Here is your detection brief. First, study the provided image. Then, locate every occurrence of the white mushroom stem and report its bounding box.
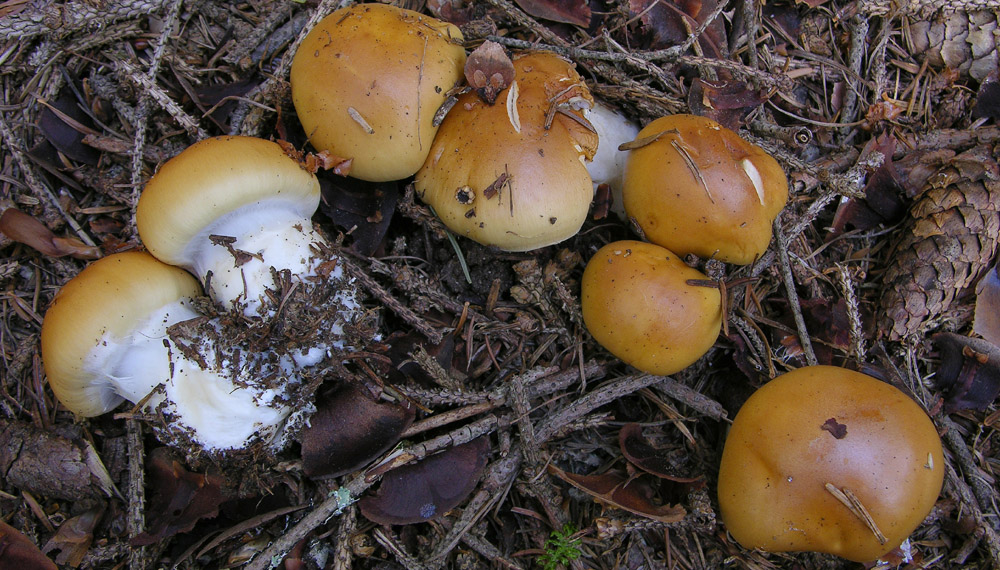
[95,299,293,451]
[585,101,640,219]
[136,136,361,352]
[188,202,356,329]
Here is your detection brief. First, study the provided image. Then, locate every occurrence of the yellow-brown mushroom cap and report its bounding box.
[623,114,788,264]
[581,240,722,375]
[135,136,320,269]
[41,251,202,417]
[415,51,598,252]
[718,365,944,562]
[290,3,467,182]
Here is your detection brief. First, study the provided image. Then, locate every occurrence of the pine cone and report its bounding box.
[908,10,1000,81]
[878,146,1000,341]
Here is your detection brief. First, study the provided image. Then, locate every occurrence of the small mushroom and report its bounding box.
[41,251,297,452]
[581,240,722,375]
[136,136,359,350]
[415,51,598,251]
[717,365,944,562]
[622,114,788,264]
[290,3,467,182]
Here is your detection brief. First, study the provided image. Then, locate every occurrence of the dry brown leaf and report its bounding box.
[0,208,100,259]
[548,464,686,523]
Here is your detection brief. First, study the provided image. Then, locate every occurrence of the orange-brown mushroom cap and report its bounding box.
[623,114,788,264]
[41,251,202,417]
[136,136,320,269]
[290,3,467,182]
[718,365,944,562]
[415,51,598,252]
[581,240,722,375]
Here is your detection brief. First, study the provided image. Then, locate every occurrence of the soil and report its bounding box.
[1,0,999,569]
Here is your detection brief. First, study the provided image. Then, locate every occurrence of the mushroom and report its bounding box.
[717,365,944,562]
[585,101,640,217]
[415,51,598,251]
[581,240,722,375]
[290,3,467,182]
[622,114,788,264]
[135,136,359,352]
[41,251,301,452]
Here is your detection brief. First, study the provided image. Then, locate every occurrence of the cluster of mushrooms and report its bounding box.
[37,2,944,564]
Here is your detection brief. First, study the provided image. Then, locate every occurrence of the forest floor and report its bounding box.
[1,0,1000,568]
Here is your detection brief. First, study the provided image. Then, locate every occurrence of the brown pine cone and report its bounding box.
[907,10,1000,82]
[878,146,1000,341]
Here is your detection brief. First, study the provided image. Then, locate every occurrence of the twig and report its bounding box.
[836,263,867,363]
[235,0,352,137]
[772,215,818,366]
[340,256,445,344]
[245,415,506,570]
[487,36,793,91]
[536,373,669,443]
[0,112,97,247]
[331,505,358,570]
[126,419,147,570]
[125,0,187,241]
[0,0,172,41]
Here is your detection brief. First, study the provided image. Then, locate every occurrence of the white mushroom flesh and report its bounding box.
[89,299,293,451]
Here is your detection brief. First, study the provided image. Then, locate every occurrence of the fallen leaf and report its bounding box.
[0,520,57,570]
[359,437,490,525]
[42,506,104,568]
[830,135,907,236]
[300,383,416,479]
[628,0,724,57]
[513,0,590,26]
[548,465,686,523]
[37,91,100,166]
[0,208,101,259]
[618,424,703,483]
[131,448,226,546]
[973,72,1000,123]
[687,78,766,130]
[317,176,398,257]
[933,333,1000,412]
[465,41,515,105]
[821,418,848,439]
[974,264,1000,346]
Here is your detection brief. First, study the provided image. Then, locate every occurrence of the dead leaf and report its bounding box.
[933,332,1000,412]
[300,383,416,479]
[317,176,398,257]
[821,418,848,439]
[628,0,724,57]
[465,41,515,105]
[0,208,101,259]
[618,424,704,484]
[359,437,490,525]
[548,464,687,523]
[686,79,767,130]
[37,91,100,166]
[973,72,1000,123]
[974,264,1000,346]
[131,448,226,546]
[830,135,907,237]
[513,0,590,26]
[42,505,104,568]
[0,520,57,570]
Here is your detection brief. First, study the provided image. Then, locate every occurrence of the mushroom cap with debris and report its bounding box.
[415,51,598,252]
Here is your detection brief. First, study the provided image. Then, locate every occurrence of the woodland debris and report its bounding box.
[878,146,1000,340]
